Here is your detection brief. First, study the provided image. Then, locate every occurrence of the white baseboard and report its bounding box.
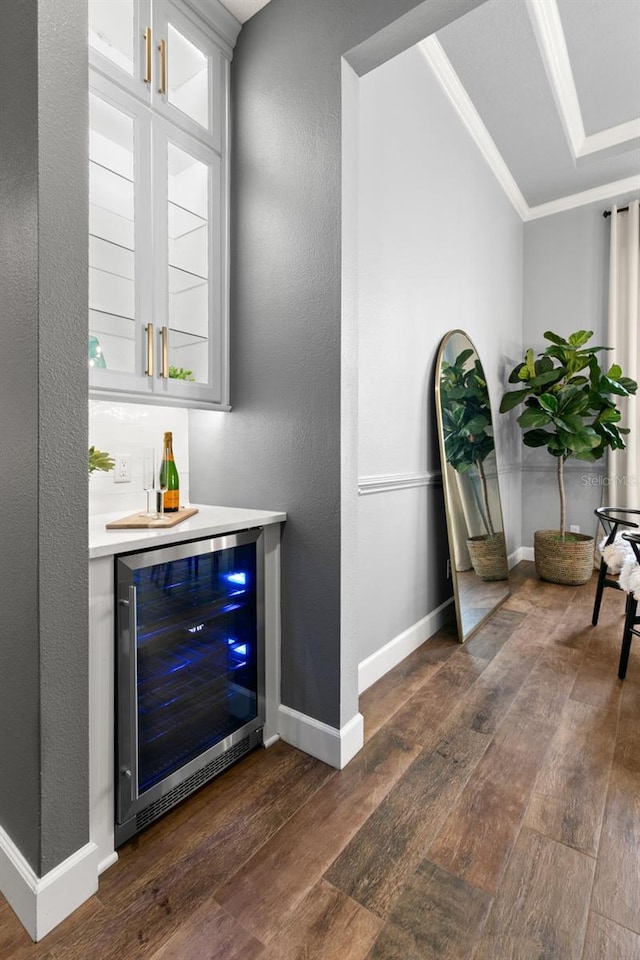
[0,826,99,942]
[98,851,119,876]
[277,705,364,769]
[519,547,535,562]
[358,597,454,695]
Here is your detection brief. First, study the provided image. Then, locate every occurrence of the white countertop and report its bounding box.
[89,503,286,559]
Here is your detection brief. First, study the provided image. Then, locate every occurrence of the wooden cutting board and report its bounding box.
[106,507,199,529]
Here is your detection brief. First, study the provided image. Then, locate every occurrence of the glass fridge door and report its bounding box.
[116,529,264,826]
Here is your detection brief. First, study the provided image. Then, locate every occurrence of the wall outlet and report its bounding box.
[114,454,132,483]
[446,558,451,579]
[569,524,580,533]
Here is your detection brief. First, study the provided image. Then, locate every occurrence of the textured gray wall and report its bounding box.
[0,0,41,872]
[189,0,484,729]
[0,0,89,874]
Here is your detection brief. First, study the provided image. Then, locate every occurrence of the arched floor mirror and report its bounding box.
[435,330,510,642]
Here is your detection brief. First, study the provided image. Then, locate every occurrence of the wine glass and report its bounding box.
[142,448,158,518]
[157,460,168,518]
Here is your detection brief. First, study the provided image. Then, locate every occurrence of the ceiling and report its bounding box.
[219,0,639,220]
[422,0,640,219]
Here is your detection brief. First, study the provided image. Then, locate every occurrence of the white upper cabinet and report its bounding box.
[88,0,238,409]
[90,1,223,148]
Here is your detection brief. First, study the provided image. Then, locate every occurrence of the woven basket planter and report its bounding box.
[466,533,508,581]
[534,530,594,585]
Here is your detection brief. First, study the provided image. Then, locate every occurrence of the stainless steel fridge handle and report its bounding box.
[127,585,139,802]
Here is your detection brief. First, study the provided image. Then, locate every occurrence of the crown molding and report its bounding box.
[525,175,640,222]
[419,35,640,223]
[582,118,640,161]
[526,0,640,160]
[418,36,529,221]
[525,0,583,157]
[182,0,241,53]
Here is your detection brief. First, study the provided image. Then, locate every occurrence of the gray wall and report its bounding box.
[520,191,640,544]
[0,0,89,874]
[189,0,485,729]
[355,44,523,664]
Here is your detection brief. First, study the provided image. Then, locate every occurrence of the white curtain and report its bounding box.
[607,200,640,508]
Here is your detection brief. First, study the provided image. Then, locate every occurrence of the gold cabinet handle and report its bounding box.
[160,326,169,378]
[144,27,152,84]
[145,323,154,377]
[158,38,166,95]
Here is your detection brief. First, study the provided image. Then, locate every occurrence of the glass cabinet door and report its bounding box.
[89,78,152,394]
[153,121,223,402]
[166,22,209,130]
[89,0,152,99]
[152,3,221,150]
[167,140,209,385]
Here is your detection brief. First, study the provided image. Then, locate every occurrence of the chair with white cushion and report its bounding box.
[617,532,640,679]
[592,507,640,626]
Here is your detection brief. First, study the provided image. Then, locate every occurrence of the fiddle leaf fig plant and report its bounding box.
[440,348,496,536]
[499,330,637,539]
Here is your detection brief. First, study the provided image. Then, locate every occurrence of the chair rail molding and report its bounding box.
[358,471,441,496]
[358,462,520,496]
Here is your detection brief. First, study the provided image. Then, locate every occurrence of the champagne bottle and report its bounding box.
[158,431,180,513]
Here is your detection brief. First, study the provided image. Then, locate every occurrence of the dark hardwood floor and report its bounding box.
[2,562,639,959]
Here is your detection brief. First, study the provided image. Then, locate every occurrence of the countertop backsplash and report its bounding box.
[89,401,190,517]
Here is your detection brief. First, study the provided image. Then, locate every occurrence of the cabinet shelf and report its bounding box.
[168,199,207,240]
[90,205,135,252]
[89,308,137,374]
[90,236,133,276]
[90,157,134,188]
[90,160,135,250]
[168,264,208,293]
[90,308,136,335]
[90,231,134,258]
[169,328,208,351]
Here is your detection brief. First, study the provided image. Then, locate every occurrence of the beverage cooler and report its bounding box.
[115,529,264,845]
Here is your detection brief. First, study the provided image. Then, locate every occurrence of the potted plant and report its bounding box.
[168,366,195,382]
[88,445,115,475]
[499,329,637,584]
[440,347,508,581]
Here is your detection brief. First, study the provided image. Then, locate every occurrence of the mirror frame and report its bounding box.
[435,329,510,642]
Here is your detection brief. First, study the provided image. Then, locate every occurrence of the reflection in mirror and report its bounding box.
[436,330,509,642]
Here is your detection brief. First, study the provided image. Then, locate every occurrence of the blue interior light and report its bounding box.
[226,571,247,586]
